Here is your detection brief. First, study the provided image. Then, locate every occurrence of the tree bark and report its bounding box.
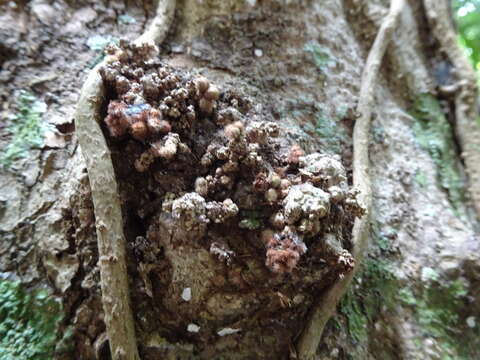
[74,1,176,358]
[296,1,406,357]
[75,65,140,360]
[423,0,480,217]
[1,0,480,359]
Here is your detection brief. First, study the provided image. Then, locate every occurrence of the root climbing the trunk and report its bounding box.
[423,0,480,218]
[74,1,176,359]
[296,0,406,358]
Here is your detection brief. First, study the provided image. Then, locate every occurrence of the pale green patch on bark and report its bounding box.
[0,280,64,360]
[1,91,48,169]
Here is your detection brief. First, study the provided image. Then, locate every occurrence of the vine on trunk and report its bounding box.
[296,0,406,358]
[423,0,480,218]
[74,1,176,359]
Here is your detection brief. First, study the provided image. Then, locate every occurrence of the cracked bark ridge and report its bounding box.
[74,1,177,359]
[424,0,480,218]
[296,0,406,358]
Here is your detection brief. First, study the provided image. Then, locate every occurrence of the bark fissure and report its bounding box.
[296,1,406,358]
[423,0,480,218]
[74,1,176,359]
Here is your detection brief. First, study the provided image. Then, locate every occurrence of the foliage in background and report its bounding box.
[0,280,63,360]
[454,0,480,72]
[1,91,48,169]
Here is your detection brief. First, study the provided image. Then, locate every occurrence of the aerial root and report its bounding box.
[74,1,176,359]
[295,1,406,358]
[423,0,480,218]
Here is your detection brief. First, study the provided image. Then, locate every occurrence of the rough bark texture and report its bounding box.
[1,0,480,359]
[297,1,405,357]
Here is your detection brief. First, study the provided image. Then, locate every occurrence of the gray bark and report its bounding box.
[1,0,479,359]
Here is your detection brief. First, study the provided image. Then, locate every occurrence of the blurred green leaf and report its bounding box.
[454,0,480,71]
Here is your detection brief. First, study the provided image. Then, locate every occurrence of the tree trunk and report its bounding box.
[0,0,479,359]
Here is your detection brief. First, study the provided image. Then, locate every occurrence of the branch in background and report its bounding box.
[135,0,176,47]
[74,1,176,359]
[424,0,480,218]
[296,0,406,358]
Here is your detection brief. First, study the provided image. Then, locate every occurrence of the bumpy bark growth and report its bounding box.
[296,0,406,358]
[74,1,176,359]
[98,41,364,358]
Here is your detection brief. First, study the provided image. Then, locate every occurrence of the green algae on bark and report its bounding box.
[0,280,64,359]
[411,93,466,215]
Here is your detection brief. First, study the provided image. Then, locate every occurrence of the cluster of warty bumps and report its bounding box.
[99,41,364,275]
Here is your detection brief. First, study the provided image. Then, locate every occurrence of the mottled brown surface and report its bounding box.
[99,41,360,359]
[1,0,480,359]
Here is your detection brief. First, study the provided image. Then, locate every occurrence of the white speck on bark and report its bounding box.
[187,323,201,332]
[181,287,192,301]
[217,327,241,336]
